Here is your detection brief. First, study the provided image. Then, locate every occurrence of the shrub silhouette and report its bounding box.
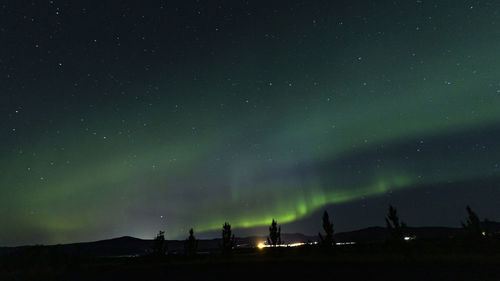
[461,205,487,239]
[221,222,235,254]
[385,205,407,243]
[319,210,335,248]
[267,219,282,246]
[152,230,167,257]
[184,228,198,256]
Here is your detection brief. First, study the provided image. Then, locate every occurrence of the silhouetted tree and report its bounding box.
[221,222,235,254]
[319,210,335,248]
[267,219,281,246]
[461,205,484,239]
[153,230,167,257]
[184,228,198,256]
[385,205,407,243]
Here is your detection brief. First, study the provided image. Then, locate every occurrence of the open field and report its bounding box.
[2,242,500,281]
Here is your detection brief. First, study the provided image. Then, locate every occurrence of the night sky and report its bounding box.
[1,0,500,246]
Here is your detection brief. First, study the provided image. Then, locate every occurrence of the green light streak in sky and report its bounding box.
[2,1,500,245]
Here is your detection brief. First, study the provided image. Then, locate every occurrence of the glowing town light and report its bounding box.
[403,236,416,241]
[335,241,356,246]
[256,241,314,249]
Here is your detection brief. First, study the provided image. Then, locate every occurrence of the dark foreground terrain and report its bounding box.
[2,242,500,281]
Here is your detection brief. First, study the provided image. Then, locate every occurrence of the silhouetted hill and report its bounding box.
[2,222,500,258]
[0,236,152,258]
[67,236,152,256]
[334,226,463,243]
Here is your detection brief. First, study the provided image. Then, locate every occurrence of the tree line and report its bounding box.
[151,204,492,256]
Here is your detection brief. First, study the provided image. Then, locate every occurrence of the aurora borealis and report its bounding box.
[1,0,500,245]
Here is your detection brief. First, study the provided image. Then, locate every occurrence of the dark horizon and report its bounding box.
[1,195,496,247]
[1,219,490,248]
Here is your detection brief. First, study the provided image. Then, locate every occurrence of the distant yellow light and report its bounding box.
[482,232,486,236]
[256,241,316,249]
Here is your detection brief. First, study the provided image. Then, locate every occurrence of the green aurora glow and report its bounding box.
[1,0,500,245]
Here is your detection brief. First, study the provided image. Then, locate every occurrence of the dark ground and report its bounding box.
[2,242,500,281]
